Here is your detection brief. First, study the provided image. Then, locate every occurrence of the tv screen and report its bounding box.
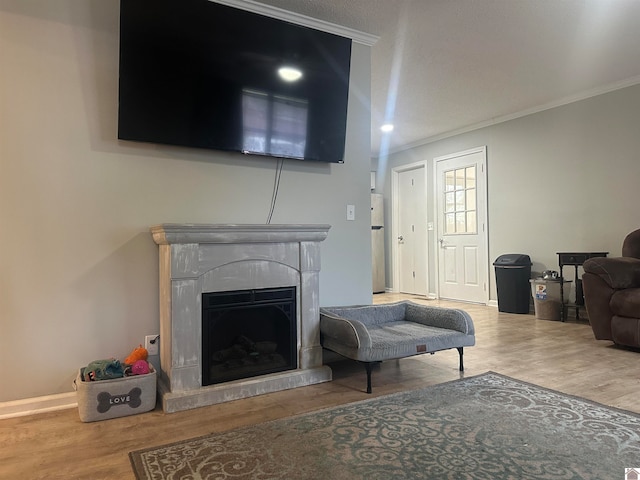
[118,0,352,163]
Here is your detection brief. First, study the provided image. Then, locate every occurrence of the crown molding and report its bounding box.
[388,75,640,156]
[210,0,379,46]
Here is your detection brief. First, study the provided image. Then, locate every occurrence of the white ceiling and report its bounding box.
[255,0,640,158]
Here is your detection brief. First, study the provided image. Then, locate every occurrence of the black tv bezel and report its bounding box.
[117,0,352,164]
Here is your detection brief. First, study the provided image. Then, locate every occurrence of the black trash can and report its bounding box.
[493,254,532,314]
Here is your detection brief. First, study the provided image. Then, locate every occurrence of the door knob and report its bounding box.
[398,235,404,241]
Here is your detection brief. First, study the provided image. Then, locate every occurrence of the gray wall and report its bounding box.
[0,1,372,402]
[382,83,640,301]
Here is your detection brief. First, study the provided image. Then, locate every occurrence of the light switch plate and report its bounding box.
[346,204,355,221]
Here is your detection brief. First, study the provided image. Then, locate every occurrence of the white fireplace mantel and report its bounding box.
[151,223,330,245]
[150,224,332,413]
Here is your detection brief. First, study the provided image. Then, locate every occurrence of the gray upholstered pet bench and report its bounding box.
[319,301,475,393]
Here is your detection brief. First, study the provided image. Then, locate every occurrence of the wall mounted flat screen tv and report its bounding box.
[118,0,352,163]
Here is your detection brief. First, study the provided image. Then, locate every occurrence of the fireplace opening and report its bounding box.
[202,287,297,386]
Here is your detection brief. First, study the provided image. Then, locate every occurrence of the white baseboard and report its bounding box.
[487,300,499,308]
[0,392,77,420]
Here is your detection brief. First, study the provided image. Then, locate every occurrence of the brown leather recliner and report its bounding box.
[582,229,640,348]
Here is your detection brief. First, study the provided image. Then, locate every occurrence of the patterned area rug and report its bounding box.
[130,372,640,479]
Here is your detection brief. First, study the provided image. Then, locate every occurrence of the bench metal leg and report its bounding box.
[364,362,373,394]
[359,351,464,394]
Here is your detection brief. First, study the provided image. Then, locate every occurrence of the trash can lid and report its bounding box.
[493,254,532,266]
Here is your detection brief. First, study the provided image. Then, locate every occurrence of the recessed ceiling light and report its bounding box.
[278,66,303,82]
[381,123,394,133]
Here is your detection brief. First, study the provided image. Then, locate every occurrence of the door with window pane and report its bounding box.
[436,147,488,303]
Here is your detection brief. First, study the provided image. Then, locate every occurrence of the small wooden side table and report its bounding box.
[557,252,608,321]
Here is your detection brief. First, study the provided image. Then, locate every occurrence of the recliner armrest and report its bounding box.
[582,257,640,289]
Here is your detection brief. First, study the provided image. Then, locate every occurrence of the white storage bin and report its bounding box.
[530,279,571,321]
[74,365,156,422]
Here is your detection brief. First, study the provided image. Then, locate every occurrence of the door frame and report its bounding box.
[391,161,429,295]
[432,146,489,304]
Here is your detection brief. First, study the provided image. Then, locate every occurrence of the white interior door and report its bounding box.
[435,147,488,303]
[397,166,427,295]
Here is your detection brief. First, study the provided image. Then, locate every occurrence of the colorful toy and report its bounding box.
[131,359,150,375]
[124,344,148,365]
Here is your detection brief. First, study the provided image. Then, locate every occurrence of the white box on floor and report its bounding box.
[74,365,156,422]
[530,279,570,321]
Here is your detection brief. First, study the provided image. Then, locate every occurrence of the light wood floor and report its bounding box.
[2,294,639,479]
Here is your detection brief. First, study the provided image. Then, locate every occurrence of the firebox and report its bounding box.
[202,287,297,386]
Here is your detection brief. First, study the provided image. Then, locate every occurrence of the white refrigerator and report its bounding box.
[371,193,386,293]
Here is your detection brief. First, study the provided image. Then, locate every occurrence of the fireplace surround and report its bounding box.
[150,224,332,413]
